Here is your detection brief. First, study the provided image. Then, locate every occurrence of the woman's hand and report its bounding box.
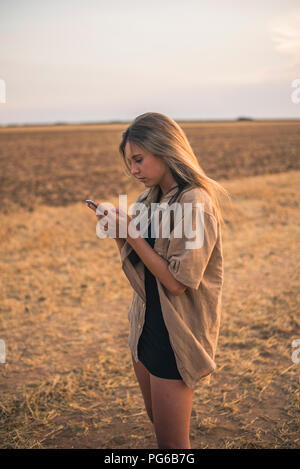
[99,207,133,239]
[87,201,135,239]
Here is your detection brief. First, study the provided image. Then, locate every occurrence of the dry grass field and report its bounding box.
[0,120,299,449]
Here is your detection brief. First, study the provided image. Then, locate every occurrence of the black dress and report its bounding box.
[137,209,183,380]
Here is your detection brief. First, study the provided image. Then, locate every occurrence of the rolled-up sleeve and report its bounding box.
[167,204,218,290]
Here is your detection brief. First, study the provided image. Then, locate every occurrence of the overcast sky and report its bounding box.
[0,0,299,124]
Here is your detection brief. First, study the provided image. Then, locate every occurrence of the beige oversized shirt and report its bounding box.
[120,183,224,390]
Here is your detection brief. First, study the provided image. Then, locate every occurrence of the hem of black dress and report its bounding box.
[138,355,183,380]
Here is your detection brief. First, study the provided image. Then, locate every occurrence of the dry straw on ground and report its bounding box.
[0,121,299,448]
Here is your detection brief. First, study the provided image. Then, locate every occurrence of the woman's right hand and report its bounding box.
[87,201,109,230]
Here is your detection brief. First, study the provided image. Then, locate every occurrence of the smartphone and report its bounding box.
[85,199,98,210]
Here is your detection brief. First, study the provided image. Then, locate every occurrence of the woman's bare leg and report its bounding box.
[150,374,194,449]
[131,353,153,423]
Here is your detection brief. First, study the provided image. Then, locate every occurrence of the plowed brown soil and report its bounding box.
[0,120,299,448]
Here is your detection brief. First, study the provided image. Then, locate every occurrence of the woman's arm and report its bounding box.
[96,206,186,295]
[114,237,126,255]
[126,234,187,296]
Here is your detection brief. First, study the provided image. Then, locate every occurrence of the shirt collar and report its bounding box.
[143,184,179,207]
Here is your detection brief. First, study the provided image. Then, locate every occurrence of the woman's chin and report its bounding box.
[139,178,154,187]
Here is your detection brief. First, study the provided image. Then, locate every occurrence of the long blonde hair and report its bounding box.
[119,112,231,226]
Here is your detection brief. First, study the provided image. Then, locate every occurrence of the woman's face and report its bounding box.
[124,141,170,188]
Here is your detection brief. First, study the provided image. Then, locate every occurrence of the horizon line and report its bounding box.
[1,116,300,128]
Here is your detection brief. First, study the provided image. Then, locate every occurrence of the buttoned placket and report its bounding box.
[138,302,146,331]
[133,300,146,361]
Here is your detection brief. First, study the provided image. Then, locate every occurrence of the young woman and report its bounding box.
[88,112,230,449]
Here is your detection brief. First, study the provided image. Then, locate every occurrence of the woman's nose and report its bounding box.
[131,166,139,175]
